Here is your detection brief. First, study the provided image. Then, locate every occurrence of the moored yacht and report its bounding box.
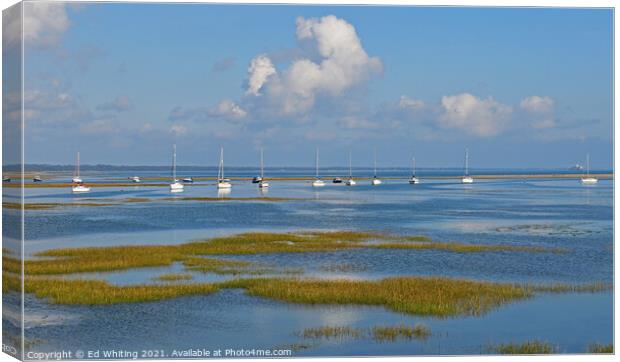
[217,147,232,189]
[371,148,382,185]
[312,148,325,187]
[258,148,269,188]
[129,176,141,183]
[72,151,83,184]
[169,145,184,193]
[580,154,598,184]
[345,151,356,186]
[71,152,90,192]
[461,148,474,184]
[409,156,420,184]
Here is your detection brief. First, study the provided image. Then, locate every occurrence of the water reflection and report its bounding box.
[217,188,231,198]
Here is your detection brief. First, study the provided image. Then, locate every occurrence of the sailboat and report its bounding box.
[72,152,83,183]
[169,144,184,192]
[461,148,474,184]
[580,154,598,184]
[409,156,420,184]
[371,148,382,185]
[71,151,90,193]
[345,151,356,186]
[217,147,232,189]
[129,176,141,183]
[258,148,269,188]
[312,148,326,187]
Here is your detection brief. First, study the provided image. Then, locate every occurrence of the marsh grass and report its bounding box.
[24,278,219,305]
[20,231,566,276]
[489,340,555,354]
[587,343,613,353]
[299,326,363,340]
[297,324,430,343]
[371,324,430,342]
[5,272,611,316]
[225,276,534,317]
[153,273,194,282]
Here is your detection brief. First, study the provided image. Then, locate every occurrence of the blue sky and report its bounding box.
[16,3,613,168]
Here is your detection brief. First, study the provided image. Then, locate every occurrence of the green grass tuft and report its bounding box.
[371,324,430,342]
[489,340,556,354]
[587,343,613,353]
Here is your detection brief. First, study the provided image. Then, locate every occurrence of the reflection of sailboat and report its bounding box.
[345,151,356,186]
[217,188,231,198]
[258,148,269,188]
[371,148,382,185]
[581,154,598,184]
[461,148,474,184]
[312,148,325,187]
[217,147,232,189]
[409,157,420,184]
[72,152,83,183]
[169,144,184,193]
[71,152,91,193]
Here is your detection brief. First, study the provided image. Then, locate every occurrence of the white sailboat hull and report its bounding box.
[371,178,382,185]
[170,182,184,192]
[409,177,420,184]
[312,179,325,187]
[345,179,356,186]
[581,177,598,184]
[258,181,269,188]
[217,181,232,189]
[462,176,474,184]
[72,185,90,193]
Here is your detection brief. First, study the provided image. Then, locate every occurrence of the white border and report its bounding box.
[0,1,616,362]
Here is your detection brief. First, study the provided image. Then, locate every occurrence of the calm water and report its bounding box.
[5,169,613,356]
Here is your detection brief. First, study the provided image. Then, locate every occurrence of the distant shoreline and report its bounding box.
[1,173,613,188]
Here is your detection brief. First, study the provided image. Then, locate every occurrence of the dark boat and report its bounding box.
[182,177,194,183]
[332,177,343,183]
[3,177,10,182]
[33,176,43,182]
[252,176,262,184]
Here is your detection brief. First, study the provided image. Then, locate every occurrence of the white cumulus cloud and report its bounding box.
[244,15,382,116]
[520,95,556,129]
[246,55,276,96]
[208,100,247,120]
[438,93,512,137]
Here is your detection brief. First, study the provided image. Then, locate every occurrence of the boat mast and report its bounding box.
[219,147,225,180]
[349,151,352,178]
[315,148,319,179]
[412,156,416,177]
[172,144,177,181]
[76,152,80,178]
[464,147,469,176]
[260,148,264,179]
[586,153,590,177]
[373,148,377,178]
